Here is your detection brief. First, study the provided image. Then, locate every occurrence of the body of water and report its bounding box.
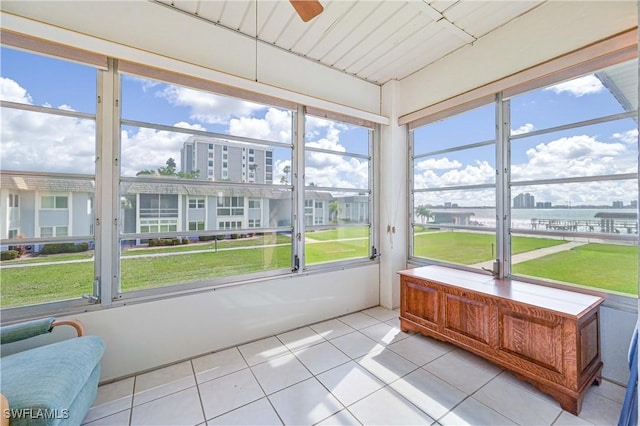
[430,208,637,233]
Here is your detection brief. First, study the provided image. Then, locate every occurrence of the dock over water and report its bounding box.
[530,212,638,234]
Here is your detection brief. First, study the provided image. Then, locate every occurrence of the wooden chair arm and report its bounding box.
[51,319,85,337]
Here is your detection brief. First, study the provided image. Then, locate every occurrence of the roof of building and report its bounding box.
[0,172,337,200]
[0,173,95,192]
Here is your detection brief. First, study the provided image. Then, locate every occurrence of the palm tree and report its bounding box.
[329,201,341,223]
[415,205,433,224]
[282,165,291,184]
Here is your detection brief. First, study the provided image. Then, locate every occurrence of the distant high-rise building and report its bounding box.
[536,201,552,208]
[181,136,273,184]
[631,200,638,209]
[612,201,624,208]
[514,193,535,209]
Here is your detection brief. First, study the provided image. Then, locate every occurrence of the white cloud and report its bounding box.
[229,108,292,143]
[544,75,604,97]
[414,160,494,191]
[511,134,635,187]
[511,123,534,136]
[302,120,366,188]
[120,122,207,177]
[1,77,33,103]
[1,78,96,174]
[124,75,163,93]
[415,158,461,171]
[157,85,266,124]
[613,129,638,145]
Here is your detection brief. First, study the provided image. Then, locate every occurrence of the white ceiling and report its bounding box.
[153,0,545,85]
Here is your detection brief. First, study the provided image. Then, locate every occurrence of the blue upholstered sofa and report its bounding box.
[0,318,105,426]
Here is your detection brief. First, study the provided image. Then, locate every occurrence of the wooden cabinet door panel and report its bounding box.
[500,310,563,373]
[403,279,439,328]
[443,292,491,345]
[578,314,600,375]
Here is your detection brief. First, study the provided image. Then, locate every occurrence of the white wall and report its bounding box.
[70,265,379,381]
[601,305,637,385]
[399,1,637,116]
[378,80,407,310]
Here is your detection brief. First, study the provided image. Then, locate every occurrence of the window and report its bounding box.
[305,200,314,226]
[217,196,244,216]
[508,59,638,296]
[189,198,205,209]
[40,227,53,238]
[40,226,69,237]
[0,45,97,310]
[0,37,377,317]
[139,194,178,218]
[219,221,242,230]
[304,115,373,266]
[140,219,178,233]
[41,195,69,209]
[410,103,496,269]
[408,58,638,298]
[119,71,294,295]
[189,221,205,231]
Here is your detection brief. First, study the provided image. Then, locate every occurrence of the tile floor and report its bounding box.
[82,306,626,426]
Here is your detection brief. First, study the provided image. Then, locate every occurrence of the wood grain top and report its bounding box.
[398,266,604,318]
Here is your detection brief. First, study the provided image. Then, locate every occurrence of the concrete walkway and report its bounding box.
[472,241,587,270]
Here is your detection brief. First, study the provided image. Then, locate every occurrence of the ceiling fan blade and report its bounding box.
[289,0,324,22]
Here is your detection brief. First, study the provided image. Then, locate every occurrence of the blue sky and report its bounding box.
[413,60,638,208]
[0,46,370,189]
[1,46,637,204]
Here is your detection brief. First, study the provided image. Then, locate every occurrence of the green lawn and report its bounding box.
[413,231,568,265]
[513,243,638,295]
[1,232,370,308]
[0,262,94,308]
[8,252,95,264]
[306,226,369,241]
[305,226,369,264]
[121,245,292,292]
[2,231,636,308]
[306,238,369,265]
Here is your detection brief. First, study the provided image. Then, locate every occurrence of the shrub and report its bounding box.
[181,238,190,245]
[1,250,19,261]
[198,236,216,241]
[39,243,89,255]
[230,234,240,239]
[148,238,181,247]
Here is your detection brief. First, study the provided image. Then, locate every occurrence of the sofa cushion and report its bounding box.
[1,336,104,424]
